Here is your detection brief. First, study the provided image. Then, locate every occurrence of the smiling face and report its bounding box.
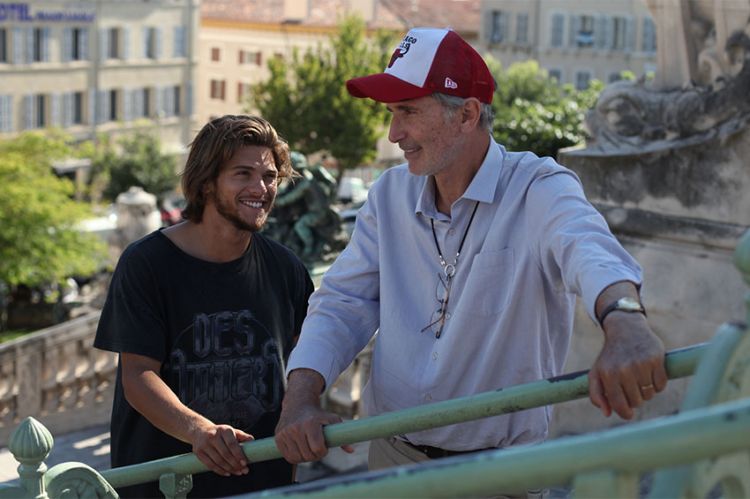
[386,95,465,177]
[205,145,279,233]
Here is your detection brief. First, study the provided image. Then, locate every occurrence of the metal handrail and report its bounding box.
[101,343,707,489]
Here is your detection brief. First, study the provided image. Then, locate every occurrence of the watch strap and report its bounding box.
[598,298,646,327]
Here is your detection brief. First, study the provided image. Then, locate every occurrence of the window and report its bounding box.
[172,85,181,116]
[548,68,562,83]
[142,88,150,118]
[550,14,564,48]
[573,15,595,48]
[108,89,118,121]
[612,17,627,50]
[609,72,623,83]
[31,27,50,62]
[108,27,120,58]
[211,47,220,62]
[237,82,252,102]
[239,50,262,65]
[575,71,591,90]
[0,95,12,132]
[0,28,7,63]
[72,28,88,60]
[490,11,508,44]
[72,91,83,124]
[24,94,47,129]
[516,13,529,44]
[210,79,226,100]
[62,91,84,126]
[173,26,186,58]
[642,17,656,52]
[144,27,160,59]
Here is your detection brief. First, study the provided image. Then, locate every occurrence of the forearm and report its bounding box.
[124,368,212,445]
[595,280,641,333]
[284,368,326,410]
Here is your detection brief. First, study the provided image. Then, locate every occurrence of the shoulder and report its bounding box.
[502,150,582,194]
[253,233,307,273]
[116,230,173,272]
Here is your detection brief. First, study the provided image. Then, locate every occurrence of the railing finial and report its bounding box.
[8,417,53,499]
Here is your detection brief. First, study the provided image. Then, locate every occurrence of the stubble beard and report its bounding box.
[212,190,270,233]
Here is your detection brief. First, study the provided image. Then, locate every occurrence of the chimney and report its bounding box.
[283,0,309,22]
[350,0,375,23]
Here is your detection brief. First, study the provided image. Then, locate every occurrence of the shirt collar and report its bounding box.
[415,137,504,216]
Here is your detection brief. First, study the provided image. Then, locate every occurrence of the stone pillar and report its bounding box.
[115,186,162,249]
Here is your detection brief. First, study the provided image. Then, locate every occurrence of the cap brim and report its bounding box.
[346,73,433,103]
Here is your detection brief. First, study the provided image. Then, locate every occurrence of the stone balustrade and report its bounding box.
[0,312,116,447]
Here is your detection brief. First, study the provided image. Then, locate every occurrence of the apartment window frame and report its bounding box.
[490,10,508,44]
[211,47,220,62]
[550,14,565,48]
[515,13,529,45]
[239,49,262,66]
[108,27,120,59]
[0,28,7,63]
[575,70,592,90]
[210,79,226,101]
[612,16,627,50]
[642,17,656,53]
[173,85,181,116]
[108,89,118,121]
[73,91,84,125]
[575,15,595,48]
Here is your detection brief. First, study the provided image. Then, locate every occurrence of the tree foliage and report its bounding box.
[93,130,179,201]
[251,15,395,177]
[487,58,603,159]
[0,132,107,288]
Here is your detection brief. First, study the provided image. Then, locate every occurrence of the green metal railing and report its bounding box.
[0,228,748,498]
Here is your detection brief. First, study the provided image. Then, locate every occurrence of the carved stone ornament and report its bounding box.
[44,463,118,499]
[584,30,750,155]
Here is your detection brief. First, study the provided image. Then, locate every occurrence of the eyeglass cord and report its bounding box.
[429,200,480,278]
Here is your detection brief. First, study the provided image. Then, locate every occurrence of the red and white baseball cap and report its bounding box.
[346,27,495,104]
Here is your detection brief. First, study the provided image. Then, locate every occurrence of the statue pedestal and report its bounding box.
[552,125,750,435]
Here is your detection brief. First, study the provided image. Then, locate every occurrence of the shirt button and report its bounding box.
[445,312,451,319]
[432,351,438,360]
[447,228,455,235]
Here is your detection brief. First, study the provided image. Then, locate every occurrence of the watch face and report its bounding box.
[617,297,643,311]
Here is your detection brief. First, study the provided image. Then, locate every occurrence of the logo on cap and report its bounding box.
[387,35,417,68]
[444,77,458,90]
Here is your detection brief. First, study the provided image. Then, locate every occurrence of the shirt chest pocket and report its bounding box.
[458,248,514,317]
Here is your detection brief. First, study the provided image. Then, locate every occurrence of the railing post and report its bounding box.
[159,473,193,499]
[8,417,53,499]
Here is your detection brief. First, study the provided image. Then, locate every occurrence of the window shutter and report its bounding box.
[80,28,89,60]
[62,92,72,127]
[123,89,132,122]
[12,28,24,63]
[42,28,50,61]
[626,16,636,51]
[99,28,108,61]
[25,27,33,63]
[122,27,130,60]
[186,82,193,116]
[568,14,578,47]
[62,28,72,62]
[50,93,61,127]
[23,94,34,129]
[595,15,607,49]
[155,28,162,59]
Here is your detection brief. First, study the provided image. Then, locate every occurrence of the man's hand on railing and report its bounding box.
[275,368,355,464]
[589,311,668,419]
[189,421,253,477]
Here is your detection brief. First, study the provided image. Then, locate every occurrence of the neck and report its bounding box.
[433,133,490,215]
[163,217,253,263]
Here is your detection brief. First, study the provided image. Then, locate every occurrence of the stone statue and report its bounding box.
[268,152,347,262]
[584,0,750,155]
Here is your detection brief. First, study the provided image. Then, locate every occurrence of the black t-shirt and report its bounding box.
[95,230,313,498]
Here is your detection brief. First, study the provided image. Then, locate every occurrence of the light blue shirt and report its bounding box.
[287,138,642,450]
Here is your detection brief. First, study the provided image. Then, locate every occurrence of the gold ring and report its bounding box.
[640,384,655,390]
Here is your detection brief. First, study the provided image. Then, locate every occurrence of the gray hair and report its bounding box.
[432,93,495,133]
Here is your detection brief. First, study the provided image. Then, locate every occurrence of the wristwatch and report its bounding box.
[598,297,646,327]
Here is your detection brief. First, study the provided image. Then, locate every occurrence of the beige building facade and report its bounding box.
[480,0,657,88]
[199,0,481,162]
[0,0,199,153]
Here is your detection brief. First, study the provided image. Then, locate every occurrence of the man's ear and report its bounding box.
[460,98,482,131]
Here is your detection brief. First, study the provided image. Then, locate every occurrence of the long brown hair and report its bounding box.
[181,115,293,223]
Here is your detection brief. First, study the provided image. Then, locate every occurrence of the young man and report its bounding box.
[95,115,314,497]
[275,28,667,472]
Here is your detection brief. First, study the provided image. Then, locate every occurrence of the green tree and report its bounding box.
[487,58,603,159]
[0,132,107,289]
[94,130,179,201]
[251,15,395,179]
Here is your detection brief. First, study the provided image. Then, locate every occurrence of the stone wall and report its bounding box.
[552,124,749,436]
[0,312,116,446]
